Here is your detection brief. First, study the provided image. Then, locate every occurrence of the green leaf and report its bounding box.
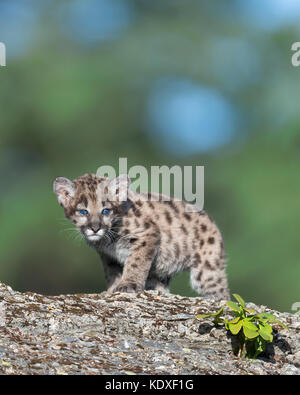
[228,317,240,324]
[259,326,273,342]
[253,337,266,358]
[232,294,245,307]
[213,317,224,325]
[196,313,216,320]
[242,319,259,339]
[214,306,225,318]
[260,323,273,334]
[255,313,276,321]
[259,323,273,341]
[245,308,256,314]
[228,320,243,335]
[225,318,229,330]
[226,301,240,312]
[272,319,288,329]
[243,319,258,330]
[243,326,259,339]
[255,313,288,329]
[196,306,225,321]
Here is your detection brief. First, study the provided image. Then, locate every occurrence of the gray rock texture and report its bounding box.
[0,282,299,375]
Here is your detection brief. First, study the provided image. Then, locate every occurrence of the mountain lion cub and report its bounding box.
[54,173,229,299]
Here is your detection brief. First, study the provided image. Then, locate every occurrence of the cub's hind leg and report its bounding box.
[145,275,171,293]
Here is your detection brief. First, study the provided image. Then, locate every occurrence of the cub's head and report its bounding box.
[53,173,130,243]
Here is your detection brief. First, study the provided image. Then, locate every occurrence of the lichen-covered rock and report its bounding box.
[0,282,299,375]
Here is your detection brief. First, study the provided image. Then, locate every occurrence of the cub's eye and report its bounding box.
[102,208,111,215]
[79,209,88,215]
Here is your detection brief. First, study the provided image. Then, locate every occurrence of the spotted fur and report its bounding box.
[53,173,229,299]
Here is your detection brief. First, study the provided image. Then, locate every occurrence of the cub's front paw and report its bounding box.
[113,282,143,293]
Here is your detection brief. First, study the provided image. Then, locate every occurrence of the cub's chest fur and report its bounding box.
[101,239,131,266]
[54,173,230,299]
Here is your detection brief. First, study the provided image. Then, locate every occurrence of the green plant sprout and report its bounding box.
[196,294,288,359]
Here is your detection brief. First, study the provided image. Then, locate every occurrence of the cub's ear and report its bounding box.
[108,174,130,202]
[53,177,75,208]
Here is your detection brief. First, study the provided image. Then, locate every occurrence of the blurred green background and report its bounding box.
[1,0,299,312]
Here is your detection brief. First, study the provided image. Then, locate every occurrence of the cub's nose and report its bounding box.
[90,224,101,233]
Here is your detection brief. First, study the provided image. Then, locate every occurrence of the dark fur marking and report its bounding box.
[133,206,141,217]
[193,252,201,267]
[181,224,188,234]
[215,259,221,268]
[194,226,200,239]
[201,224,207,232]
[184,213,191,221]
[204,260,213,270]
[196,270,203,281]
[164,200,179,214]
[79,194,88,207]
[164,211,172,224]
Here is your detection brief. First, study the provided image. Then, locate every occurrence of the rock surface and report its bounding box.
[0,282,299,375]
